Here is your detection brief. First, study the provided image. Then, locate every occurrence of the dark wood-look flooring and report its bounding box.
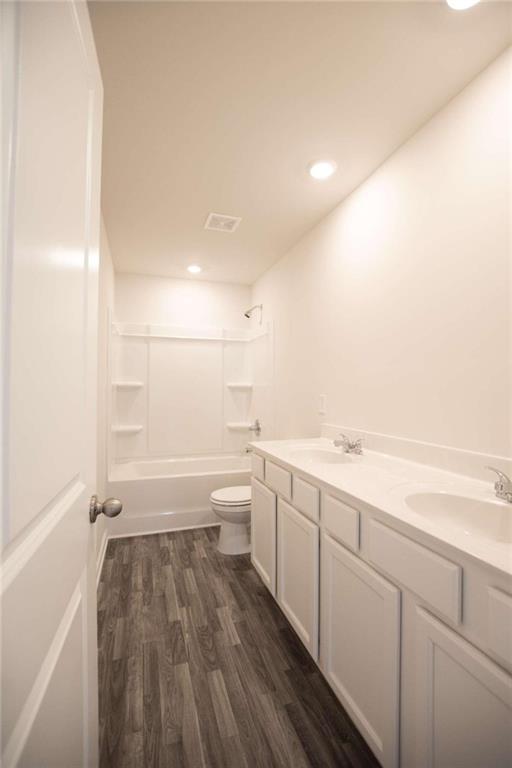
[98,527,380,768]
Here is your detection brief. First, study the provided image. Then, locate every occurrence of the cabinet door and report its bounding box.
[277,499,319,659]
[251,478,277,595]
[414,607,512,768]
[321,534,400,768]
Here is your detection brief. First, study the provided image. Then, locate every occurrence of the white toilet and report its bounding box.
[210,485,251,555]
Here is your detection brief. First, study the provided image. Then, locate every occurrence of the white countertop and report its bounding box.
[251,438,512,577]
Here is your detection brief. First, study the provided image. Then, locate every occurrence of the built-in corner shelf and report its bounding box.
[226,382,253,390]
[226,422,252,431]
[113,381,144,389]
[112,425,143,435]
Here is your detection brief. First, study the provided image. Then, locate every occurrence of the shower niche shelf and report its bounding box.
[113,381,144,389]
[112,425,143,434]
[226,382,253,390]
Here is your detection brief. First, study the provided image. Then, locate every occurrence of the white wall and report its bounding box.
[252,49,511,459]
[115,272,251,329]
[96,218,115,555]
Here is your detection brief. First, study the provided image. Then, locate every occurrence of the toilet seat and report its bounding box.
[211,501,251,515]
[210,485,251,507]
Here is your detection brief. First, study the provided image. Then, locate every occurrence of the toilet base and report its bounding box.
[217,520,251,555]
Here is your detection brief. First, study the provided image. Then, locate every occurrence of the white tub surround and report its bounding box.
[109,321,274,462]
[108,454,251,537]
[250,438,512,768]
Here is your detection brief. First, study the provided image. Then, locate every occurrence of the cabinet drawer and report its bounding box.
[322,493,359,551]
[251,453,265,481]
[488,588,512,668]
[368,520,462,624]
[293,476,320,522]
[265,460,292,500]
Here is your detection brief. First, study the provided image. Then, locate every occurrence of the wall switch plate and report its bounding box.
[318,394,327,415]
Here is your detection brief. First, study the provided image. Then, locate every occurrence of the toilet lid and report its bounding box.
[211,485,251,505]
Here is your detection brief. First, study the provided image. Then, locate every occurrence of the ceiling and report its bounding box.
[89,1,512,285]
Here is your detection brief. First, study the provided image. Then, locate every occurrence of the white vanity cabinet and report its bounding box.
[277,498,319,659]
[412,607,512,768]
[251,478,277,595]
[250,447,512,768]
[321,533,401,768]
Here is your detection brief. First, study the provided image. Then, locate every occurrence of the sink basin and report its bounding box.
[405,492,512,543]
[288,447,353,464]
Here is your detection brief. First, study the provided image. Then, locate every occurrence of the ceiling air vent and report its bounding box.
[204,212,242,233]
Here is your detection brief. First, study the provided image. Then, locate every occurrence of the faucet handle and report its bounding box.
[486,466,511,484]
[486,466,512,503]
[248,419,261,436]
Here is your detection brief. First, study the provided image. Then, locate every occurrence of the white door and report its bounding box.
[277,498,319,659]
[414,607,512,768]
[1,2,103,766]
[251,478,276,594]
[321,534,401,768]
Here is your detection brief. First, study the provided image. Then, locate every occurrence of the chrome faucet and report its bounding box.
[486,467,512,503]
[249,419,261,437]
[334,433,363,455]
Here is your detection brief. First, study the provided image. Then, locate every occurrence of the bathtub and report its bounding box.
[107,453,251,537]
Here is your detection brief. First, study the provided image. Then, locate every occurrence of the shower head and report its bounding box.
[244,304,263,322]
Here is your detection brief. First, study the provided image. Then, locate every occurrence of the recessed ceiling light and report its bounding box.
[187,264,202,274]
[446,0,480,9]
[308,160,337,180]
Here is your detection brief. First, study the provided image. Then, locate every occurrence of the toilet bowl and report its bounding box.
[210,485,251,555]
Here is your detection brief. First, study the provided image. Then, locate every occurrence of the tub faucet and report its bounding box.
[334,433,363,454]
[486,467,512,503]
